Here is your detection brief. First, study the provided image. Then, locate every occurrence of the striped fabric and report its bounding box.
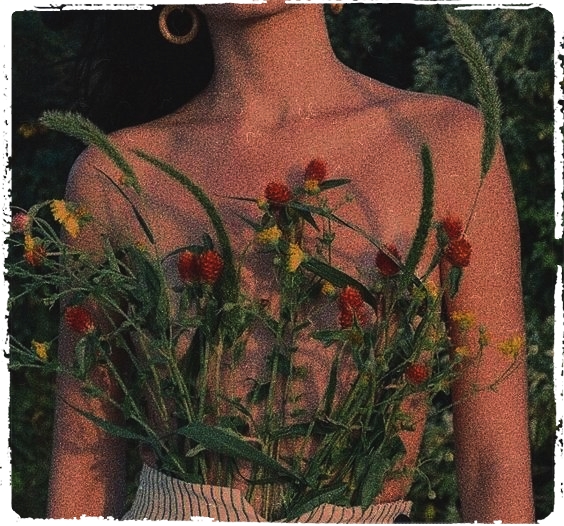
[122,464,412,523]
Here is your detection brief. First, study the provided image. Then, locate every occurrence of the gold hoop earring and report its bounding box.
[159,5,199,45]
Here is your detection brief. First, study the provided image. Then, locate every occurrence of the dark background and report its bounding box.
[9,4,559,521]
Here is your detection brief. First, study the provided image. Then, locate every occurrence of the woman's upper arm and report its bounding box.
[433,106,534,520]
[47,147,128,518]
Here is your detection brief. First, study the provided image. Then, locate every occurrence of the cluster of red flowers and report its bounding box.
[405,363,430,385]
[264,158,329,206]
[337,285,369,329]
[304,159,328,184]
[178,249,224,285]
[264,182,293,205]
[65,305,96,335]
[442,215,472,268]
[11,212,30,233]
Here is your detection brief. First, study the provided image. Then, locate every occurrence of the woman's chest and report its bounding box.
[131,119,428,260]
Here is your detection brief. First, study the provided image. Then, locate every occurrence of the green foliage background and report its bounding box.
[9,4,559,521]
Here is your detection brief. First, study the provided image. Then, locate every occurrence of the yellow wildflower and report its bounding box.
[498,335,524,359]
[450,311,476,332]
[64,215,80,238]
[453,345,470,357]
[24,233,35,252]
[424,280,440,299]
[31,340,49,361]
[256,197,269,210]
[304,179,321,195]
[256,226,282,245]
[321,280,337,297]
[287,243,305,272]
[24,233,46,266]
[50,199,81,238]
[426,324,445,345]
[50,199,69,223]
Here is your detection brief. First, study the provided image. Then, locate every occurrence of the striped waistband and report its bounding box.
[122,464,412,523]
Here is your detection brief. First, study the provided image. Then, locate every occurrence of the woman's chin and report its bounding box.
[198,0,294,23]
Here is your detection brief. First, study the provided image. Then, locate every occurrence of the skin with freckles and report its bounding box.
[47,5,534,522]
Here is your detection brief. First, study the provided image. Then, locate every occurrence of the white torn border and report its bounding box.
[0,1,562,524]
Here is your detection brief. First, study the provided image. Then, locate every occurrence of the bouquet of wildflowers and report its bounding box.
[7,15,521,521]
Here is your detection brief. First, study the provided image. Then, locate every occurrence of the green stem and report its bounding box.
[133,149,238,302]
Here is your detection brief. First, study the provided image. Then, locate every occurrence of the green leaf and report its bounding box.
[177,422,302,482]
[312,329,349,347]
[319,178,352,191]
[323,355,341,416]
[401,144,435,288]
[295,207,320,231]
[358,450,391,508]
[123,245,170,335]
[357,433,406,509]
[95,168,155,244]
[73,336,96,379]
[61,396,154,442]
[101,237,122,273]
[270,422,311,440]
[448,265,463,297]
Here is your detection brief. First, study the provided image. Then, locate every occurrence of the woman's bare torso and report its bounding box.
[77,77,481,512]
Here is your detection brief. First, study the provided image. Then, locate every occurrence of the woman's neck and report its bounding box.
[196,6,358,129]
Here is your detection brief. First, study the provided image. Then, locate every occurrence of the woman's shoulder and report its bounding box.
[357,78,488,209]
[69,114,176,184]
[362,78,485,172]
[362,78,484,145]
[64,119,167,231]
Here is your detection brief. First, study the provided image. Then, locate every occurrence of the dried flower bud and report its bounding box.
[450,310,476,332]
[199,250,224,284]
[304,159,328,183]
[442,214,464,241]
[31,340,49,361]
[498,335,524,359]
[50,199,81,238]
[265,182,292,205]
[338,286,368,328]
[321,281,337,297]
[287,243,305,272]
[11,212,30,233]
[256,226,282,245]
[304,179,321,195]
[375,244,401,276]
[256,197,269,210]
[445,237,472,267]
[178,250,201,283]
[65,305,96,335]
[405,363,430,385]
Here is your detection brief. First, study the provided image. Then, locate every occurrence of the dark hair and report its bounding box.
[41,7,214,132]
